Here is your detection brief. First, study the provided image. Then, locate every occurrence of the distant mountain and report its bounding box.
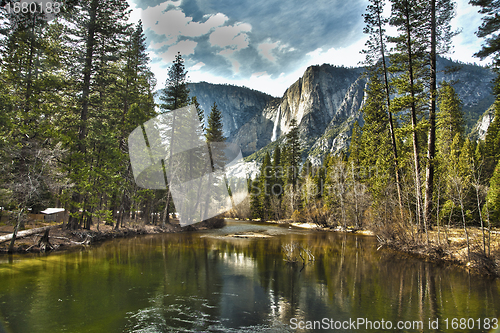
[157,57,495,165]
[154,82,275,140]
[188,82,276,139]
[471,105,496,141]
[436,57,495,132]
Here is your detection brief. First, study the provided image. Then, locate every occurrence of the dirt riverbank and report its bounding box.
[0,220,191,254]
[245,218,500,277]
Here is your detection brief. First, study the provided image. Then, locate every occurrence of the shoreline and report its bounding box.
[0,216,228,254]
[2,218,499,278]
[0,220,197,254]
[239,218,500,278]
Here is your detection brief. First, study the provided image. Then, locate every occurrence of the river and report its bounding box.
[0,220,499,332]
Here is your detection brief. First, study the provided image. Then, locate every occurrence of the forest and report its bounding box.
[0,0,500,264]
[0,0,227,250]
[246,0,500,265]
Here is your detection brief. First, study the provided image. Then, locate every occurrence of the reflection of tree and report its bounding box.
[0,230,499,331]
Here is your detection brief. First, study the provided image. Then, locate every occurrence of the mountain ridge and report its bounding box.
[174,58,495,164]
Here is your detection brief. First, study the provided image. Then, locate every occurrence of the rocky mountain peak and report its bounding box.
[183,58,494,164]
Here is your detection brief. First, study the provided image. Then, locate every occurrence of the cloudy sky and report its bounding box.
[128,0,488,97]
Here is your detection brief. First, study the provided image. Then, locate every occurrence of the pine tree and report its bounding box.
[470,0,500,68]
[271,146,283,219]
[436,81,464,157]
[0,7,69,239]
[113,20,156,229]
[191,96,205,132]
[63,0,132,230]
[486,161,500,226]
[160,52,190,112]
[249,177,262,219]
[483,103,500,179]
[359,76,389,165]
[156,52,191,224]
[362,0,404,218]
[470,0,500,180]
[283,119,302,215]
[357,75,394,205]
[205,102,226,170]
[348,121,363,167]
[259,152,272,220]
[389,0,429,233]
[448,136,474,258]
[424,0,458,232]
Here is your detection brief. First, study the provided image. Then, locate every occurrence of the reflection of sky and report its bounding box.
[128,0,488,97]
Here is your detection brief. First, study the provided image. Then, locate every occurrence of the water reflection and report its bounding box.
[0,221,498,332]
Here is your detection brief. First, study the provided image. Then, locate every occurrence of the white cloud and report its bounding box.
[181,13,228,37]
[188,63,309,97]
[232,60,241,74]
[129,2,229,43]
[159,40,198,63]
[191,62,205,71]
[250,71,268,79]
[219,49,235,56]
[258,40,279,62]
[209,24,252,50]
[138,0,493,99]
[306,38,367,68]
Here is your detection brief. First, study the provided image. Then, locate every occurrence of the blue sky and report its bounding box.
[128,0,488,97]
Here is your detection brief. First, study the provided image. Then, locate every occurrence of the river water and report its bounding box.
[0,220,499,332]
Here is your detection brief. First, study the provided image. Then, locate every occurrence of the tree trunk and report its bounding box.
[2,225,58,244]
[474,183,486,254]
[376,0,404,221]
[69,0,99,230]
[8,209,24,253]
[404,3,424,237]
[37,229,53,252]
[424,0,437,244]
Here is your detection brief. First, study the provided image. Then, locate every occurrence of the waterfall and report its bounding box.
[271,106,281,142]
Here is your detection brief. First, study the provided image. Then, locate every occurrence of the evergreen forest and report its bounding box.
[1,0,500,262]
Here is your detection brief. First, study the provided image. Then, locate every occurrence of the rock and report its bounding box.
[180,57,494,163]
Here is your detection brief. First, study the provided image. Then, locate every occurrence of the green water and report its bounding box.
[0,220,498,332]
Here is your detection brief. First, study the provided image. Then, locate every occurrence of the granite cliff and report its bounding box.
[184,58,495,164]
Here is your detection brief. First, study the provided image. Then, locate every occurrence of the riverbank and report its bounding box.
[292,221,500,277]
[375,225,500,277]
[242,218,500,277]
[0,222,178,253]
[0,217,226,254]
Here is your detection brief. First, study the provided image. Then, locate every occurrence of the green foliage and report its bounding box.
[206,102,226,171]
[361,0,389,69]
[0,0,164,230]
[348,121,363,167]
[205,102,225,144]
[486,161,500,226]
[259,152,272,220]
[470,0,500,68]
[437,81,464,156]
[249,177,262,219]
[483,101,500,179]
[283,119,302,188]
[159,52,190,111]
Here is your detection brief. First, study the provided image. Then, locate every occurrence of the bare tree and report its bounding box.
[2,141,68,252]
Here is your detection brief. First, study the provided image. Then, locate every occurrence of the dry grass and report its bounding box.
[375,222,500,276]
